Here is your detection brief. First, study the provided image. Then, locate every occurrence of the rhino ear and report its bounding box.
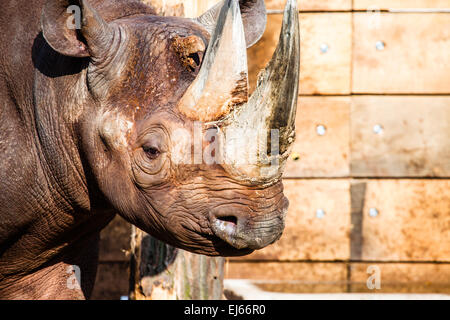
[41,0,112,58]
[41,0,89,57]
[196,0,267,48]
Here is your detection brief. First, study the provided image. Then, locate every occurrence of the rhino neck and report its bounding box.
[31,39,118,228]
[0,59,116,286]
[32,49,93,212]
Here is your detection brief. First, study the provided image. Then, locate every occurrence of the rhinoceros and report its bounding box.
[0,0,299,299]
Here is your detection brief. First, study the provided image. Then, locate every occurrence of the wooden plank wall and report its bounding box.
[228,0,450,294]
[94,0,450,298]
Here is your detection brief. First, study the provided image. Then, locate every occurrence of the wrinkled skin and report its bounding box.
[0,0,288,299]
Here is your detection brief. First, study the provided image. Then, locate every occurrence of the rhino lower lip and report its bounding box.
[209,215,248,250]
[213,217,237,236]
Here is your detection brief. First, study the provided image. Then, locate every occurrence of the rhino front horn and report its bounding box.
[177,0,249,122]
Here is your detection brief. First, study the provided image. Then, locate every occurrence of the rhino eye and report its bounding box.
[142,146,160,160]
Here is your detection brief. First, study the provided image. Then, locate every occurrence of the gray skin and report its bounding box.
[0,0,288,299]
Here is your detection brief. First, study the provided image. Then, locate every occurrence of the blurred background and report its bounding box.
[91,0,450,299]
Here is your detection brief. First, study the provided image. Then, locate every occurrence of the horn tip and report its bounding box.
[286,0,298,11]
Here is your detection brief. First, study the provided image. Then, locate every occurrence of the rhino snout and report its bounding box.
[208,197,288,250]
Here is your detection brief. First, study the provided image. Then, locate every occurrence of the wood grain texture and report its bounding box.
[354,0,450,10]
[299,13,352,94]
[226,261,348,282]
[130,227,224,300]
[247,13,351,95]
[349,263,450,293]
[266,0,352,11]
[142,0,220,17]
[232,180,351,261]
[360,180,450,262]
[225,262,450,294]
[353,13,450,94]
[284,96,350,178]
[351,96,450,177]
[182,0,221,17]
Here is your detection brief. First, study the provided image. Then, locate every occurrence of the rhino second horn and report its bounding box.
[220,0,300,184]
[195,0,267,48]
[177,0,249,122]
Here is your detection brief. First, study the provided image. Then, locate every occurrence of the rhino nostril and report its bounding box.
[216,215,238,226]
[209,208,285,251]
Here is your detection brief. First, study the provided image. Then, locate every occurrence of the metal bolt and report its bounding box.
[291,152,301,161]
[375,41,385,51]
[320,43,329,53]
[316,209,326,219]
[369,208,379,217]
[373,124,384,134]
[316,124,327,136]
